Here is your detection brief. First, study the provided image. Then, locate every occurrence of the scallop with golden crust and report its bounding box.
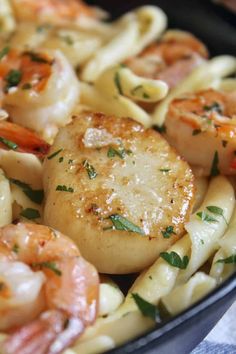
[43,113,195,274]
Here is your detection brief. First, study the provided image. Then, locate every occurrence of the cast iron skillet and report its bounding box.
[87,1,236,353]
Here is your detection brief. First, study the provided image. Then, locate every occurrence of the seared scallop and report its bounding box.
[43,113,194,274]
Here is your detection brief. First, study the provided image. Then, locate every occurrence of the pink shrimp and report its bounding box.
[0,223,99,354]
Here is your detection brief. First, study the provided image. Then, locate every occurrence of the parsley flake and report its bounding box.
[12,243,19,253]
[47,148,63,160]
[132,293,161,322]
[161,225,176,238]
[56,185,74,193]
[5,69,22,91]
[210,151,220,177]
[160,251,189,269]
[0,136,18,150]
[107,146,131,159]
[153,125,166,134]
[203,101,223,114]
[196,211,218,223]
[206,205,228,225]
[114,72,123,95]
[108,214,145,235]
[20,208,40,220]
[83,160,97,179]
[10,178,44,204]
[192,129,201,136]
[32,261,62,276]
[0,46,9,60]
[159,168,170,173]
[216,255,236,264]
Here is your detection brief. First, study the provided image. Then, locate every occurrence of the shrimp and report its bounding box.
[0,222,99,354]
[0,47,79,142]
[11,0,101,26]
[0,121,50,157]
[164,88,236,176]
[126,30,208,90]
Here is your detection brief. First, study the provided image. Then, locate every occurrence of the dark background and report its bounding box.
[87,0,236,56]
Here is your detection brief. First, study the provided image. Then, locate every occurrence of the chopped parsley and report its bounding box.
[20,208,40,220]
[206,205,228,225]
[68,159,73,164]
[160,251,189,269]
[0,136,18,150]
[192,129,201,136]
[210,151,220,177]
[22,83,32,90]
[59,156,64,163]
[61,35,74,45]
[196,211,218,223]
[56,185,74,193]
[10,178,44,204]
[114,72,123,95]
[83,160,97,179]
[0,46,9,60]
[12,243,19,253]
[203,101,223,114]
[47,148,63,160]
[161,225,176,238]
[153,125,166,134]
[108,214,145,235]
[216,255,236,264]
[107,146,131,159]
[131,85,150,99]
[159,168,170,173]
[222,140,228,148]
[24,51,51,64]
[32,261,62,276]
[4,69,22,91]
[132,293,161,322]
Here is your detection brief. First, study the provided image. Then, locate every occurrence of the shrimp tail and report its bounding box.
[0,121,50,158]
[2,310,84,354]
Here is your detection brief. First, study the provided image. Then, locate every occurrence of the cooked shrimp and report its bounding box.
[126,30,208,89]
[11,0,99,26]
[0,47,79,142]
[165,88,236,176]
[0,121,50,157]
[0,223,99,354]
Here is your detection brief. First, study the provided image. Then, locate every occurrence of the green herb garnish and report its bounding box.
[0,136,18,150]
[107,146,131,159]
[24,51,51,64]
[192,129,201,136]
[196,211,218,223]
[206,205,228,225]
[20,208,40,220]
[159,168,170,173]
[0,46,9,60]
[160,251,189,269]
[108,214,145,235]
[216,255,236,264]
[59,156,64,163]
[5,69,22,91]
[10,178,44,204]
[22,83,32,90]
[161,225,176,238]
[153,125,166,134]
[32,261,62,276]
[203,101,223,114]
[56,185,74,193]
[114,72,123,95]
[210,151,220,177]
[61,35,74,45]
[131,85,150,99]
[222,140,228,148]
[132,293,161,322]
[12,243,19,253]
[47,148,63,160]
[83,160,97,179]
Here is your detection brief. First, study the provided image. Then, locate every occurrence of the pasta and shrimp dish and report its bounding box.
[0,1,235,353]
